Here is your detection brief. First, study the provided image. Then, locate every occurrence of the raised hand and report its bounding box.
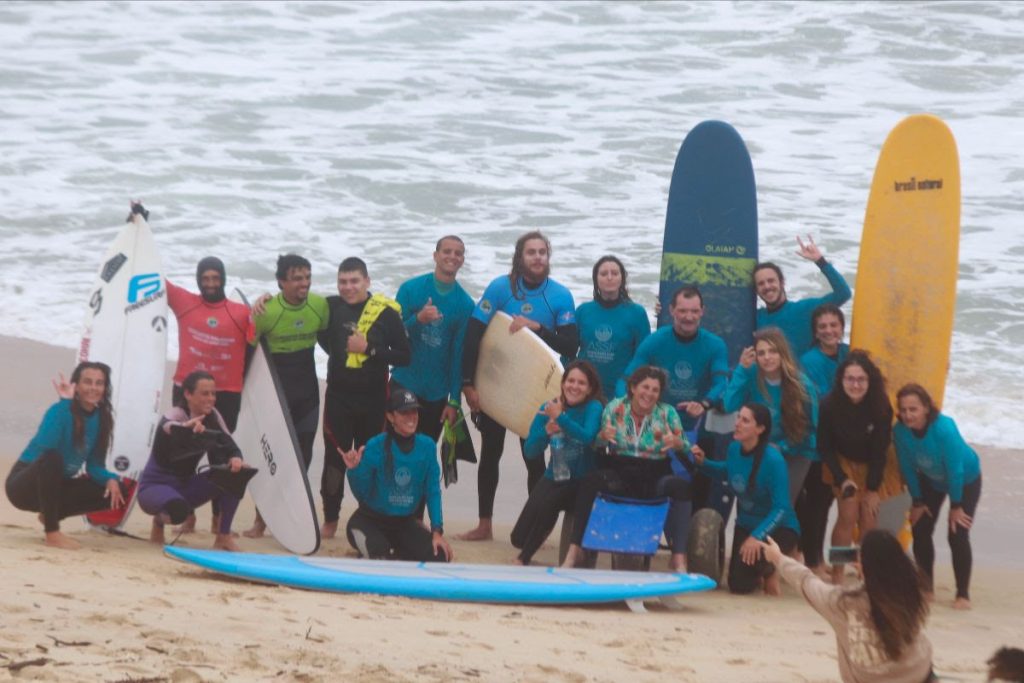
[341,445,365,470]
[52,371,74,400]
[796,234,823,261]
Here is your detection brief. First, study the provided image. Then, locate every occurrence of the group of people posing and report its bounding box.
[8,229,982,619]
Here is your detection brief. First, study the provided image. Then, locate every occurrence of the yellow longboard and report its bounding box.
[852,114,961,405]
[852,114,961,546]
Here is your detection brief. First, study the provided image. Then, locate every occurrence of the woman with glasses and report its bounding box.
[818,351,902,583]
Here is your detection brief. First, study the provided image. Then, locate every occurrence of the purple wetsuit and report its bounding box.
[137,406,243,534]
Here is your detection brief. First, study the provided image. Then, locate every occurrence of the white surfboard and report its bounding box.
[475,311,563,438]
[78,206,168,530]
[232,290,320,555]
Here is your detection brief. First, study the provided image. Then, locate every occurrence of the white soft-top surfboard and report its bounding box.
[231,290,320,555]
[78,205,168,530]
[475,311,563,438]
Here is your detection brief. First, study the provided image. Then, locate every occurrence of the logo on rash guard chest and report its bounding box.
[207,317,219,328]
[730,473,747,495]
[521,303,534,315]
[395,467,412,488]
[595,324,614,343]
[674,361,694,380]
[480,299,492,314]
[294,319,305,329]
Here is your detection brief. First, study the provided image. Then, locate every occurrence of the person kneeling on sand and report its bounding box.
[5,362,127,550]
[764,529,935,683]
[137,371,251,551]
[693,403,800,595]
[342,389,453,563]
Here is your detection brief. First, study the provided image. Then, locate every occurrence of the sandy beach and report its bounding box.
[2,335,1021,682]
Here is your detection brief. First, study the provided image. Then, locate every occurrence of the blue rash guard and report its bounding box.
[894,414,982,506]
[471,274,576,330]
[756,260,851,355]
[700,440,799,538]
[391,272,475,403]
[523,399,603,481]
[616,326,728,430]
[576,299,651,398]
[346,432,444,531]
[800,343,850,399]
[18,399,118,482]
[722,364,819,461]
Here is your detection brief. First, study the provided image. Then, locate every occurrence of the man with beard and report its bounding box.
[458,231,578,541]
[754,235,851,356]
[165,256,254,534]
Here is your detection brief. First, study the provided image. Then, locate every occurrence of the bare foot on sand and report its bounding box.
[561,544,582,569]
[511,557,525,566]
[44,531,81,550]
[150,520,166,545]
[953,597,972,610]
[669,553,687,573]
[175,514,197,535]
[320,520,338,539]
[242,518,266,539]
[213,534,241,552]
[456,519,493,542]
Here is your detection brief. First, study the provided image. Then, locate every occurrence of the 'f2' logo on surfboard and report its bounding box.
[127,273,162,303]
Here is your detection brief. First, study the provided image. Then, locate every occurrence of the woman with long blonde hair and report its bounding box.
[723,327,818,503]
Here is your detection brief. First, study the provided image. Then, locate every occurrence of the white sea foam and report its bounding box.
[0,1,1021,447]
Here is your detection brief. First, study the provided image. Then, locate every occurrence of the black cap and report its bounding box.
[387,389,420,412]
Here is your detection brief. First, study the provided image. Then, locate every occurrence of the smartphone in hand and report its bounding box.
[828,546,858,565]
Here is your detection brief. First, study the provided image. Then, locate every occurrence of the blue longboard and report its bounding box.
[658,120,758,367]
[165,547,715,612]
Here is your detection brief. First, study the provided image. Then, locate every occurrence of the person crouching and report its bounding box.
[137,371,250,551]
[343,389,453,562]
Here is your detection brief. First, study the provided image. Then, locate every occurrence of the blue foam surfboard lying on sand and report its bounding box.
[165,547,715,610]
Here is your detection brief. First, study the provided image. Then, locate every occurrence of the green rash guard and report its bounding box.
[253,293,330,355]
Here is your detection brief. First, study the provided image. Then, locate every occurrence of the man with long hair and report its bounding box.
[458,231,578,541]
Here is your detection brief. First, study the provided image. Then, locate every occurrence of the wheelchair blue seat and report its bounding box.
[582,493,670,556]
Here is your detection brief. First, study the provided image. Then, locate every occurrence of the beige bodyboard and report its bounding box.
[476,311,563,438]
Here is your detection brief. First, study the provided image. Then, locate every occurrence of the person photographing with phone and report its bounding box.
[764,529,936,683]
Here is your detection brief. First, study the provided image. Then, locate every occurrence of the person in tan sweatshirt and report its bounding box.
[764,530,936,683]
